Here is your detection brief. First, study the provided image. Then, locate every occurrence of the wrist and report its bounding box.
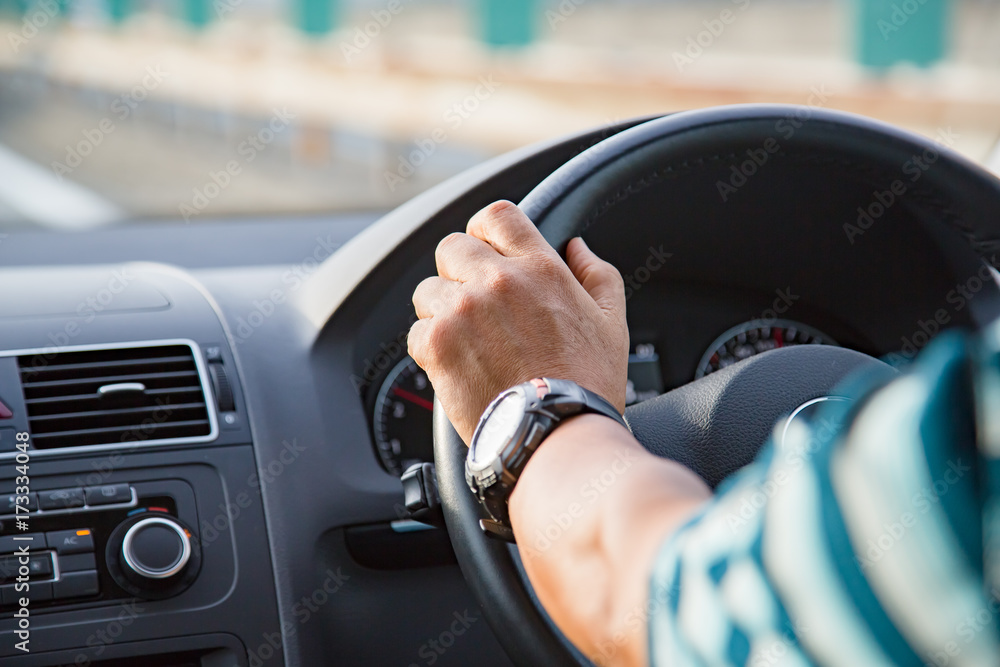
[464,379,630,538]
[510,413,634,527]
[573,375,626,416]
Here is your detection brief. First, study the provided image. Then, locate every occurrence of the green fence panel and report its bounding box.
[1,0,66,17]
[479,0,535,47]
[106,0,128,23]
[298,0,337,36]
[183,0,210,27]
[855,0,948,68]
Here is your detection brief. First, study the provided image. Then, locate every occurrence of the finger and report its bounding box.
[435,232,500,283]
[412,276,461,320]
[467,200,555,259]
[565,237,626,315]
[407,318,431,369]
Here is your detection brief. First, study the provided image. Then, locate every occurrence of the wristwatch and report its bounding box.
[465,378,629,541]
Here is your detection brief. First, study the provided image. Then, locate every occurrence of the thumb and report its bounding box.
[565,237,625,315]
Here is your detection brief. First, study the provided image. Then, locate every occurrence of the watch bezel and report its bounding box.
[467,386,534,480]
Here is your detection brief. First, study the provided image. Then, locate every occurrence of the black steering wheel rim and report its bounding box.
[521,104,1000,265]
[433,104,1000,667]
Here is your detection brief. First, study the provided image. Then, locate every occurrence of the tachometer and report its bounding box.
[695,319,836,379]
[372,356,435,476]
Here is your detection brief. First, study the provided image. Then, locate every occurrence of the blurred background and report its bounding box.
[0,0,998,229]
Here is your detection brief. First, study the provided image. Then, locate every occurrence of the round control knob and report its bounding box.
[106,512,201,600]
[122,517,191,580]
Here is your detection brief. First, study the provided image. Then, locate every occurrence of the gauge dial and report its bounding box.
[372,356,435,476]
[695,319,837,379]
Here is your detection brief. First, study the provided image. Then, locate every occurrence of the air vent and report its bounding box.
[17,343,214,450]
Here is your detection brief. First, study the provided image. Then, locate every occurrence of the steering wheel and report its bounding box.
[432,104,1000,666]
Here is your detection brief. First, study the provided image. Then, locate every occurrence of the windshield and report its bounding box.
[0,0,998,229]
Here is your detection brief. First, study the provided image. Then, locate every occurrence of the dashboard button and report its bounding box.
[29,581,53,602]
[122,517,191,580]
[2,492,37,513]
[1,553,53,581]
[0,532,45,553]
[46,529,94,554]
[53,571,99,599]
[39,488,86,510]
[84,484,131,506]
[27,553,52,577]
[106,513,200,599]
[221,412,240,429]
[58,552,96,573]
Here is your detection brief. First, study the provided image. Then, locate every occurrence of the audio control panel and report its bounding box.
[0,526,100,607]
[0,479,200,611]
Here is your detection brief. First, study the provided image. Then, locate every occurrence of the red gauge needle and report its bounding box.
[774,328,785,348]
[393,388,434,411]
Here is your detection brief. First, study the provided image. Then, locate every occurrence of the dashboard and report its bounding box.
[0,114,998,667]
[363,315,841,476]
[356,264,968,478]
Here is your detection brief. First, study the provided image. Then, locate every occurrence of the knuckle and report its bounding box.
[535,254,565,280]
[484,266,518,295]
[451,287,478,317]
[483,200,518,220]
[473,201,520,237]
[587,257,624,286]
[416,275,438,291]
[603,262,625,287]
[412,276,436,302]
[435,232,464,258]
[427,295,448,315]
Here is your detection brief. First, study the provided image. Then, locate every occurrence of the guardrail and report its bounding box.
[0,0,950,68]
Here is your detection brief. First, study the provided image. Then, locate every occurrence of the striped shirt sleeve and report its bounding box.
[648,330,999,667]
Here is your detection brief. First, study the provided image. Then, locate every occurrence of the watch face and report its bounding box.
[470,388,527,470]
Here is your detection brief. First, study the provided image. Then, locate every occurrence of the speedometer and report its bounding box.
[372,356,435,476]
[695,319,837,379]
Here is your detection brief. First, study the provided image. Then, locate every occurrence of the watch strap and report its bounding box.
[531,378,629,431]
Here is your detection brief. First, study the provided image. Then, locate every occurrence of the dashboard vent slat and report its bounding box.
[21,355,193,381]
[17,344,214,450]
[21,369,200,394]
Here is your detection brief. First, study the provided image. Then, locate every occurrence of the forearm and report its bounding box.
[509,414,711,667]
